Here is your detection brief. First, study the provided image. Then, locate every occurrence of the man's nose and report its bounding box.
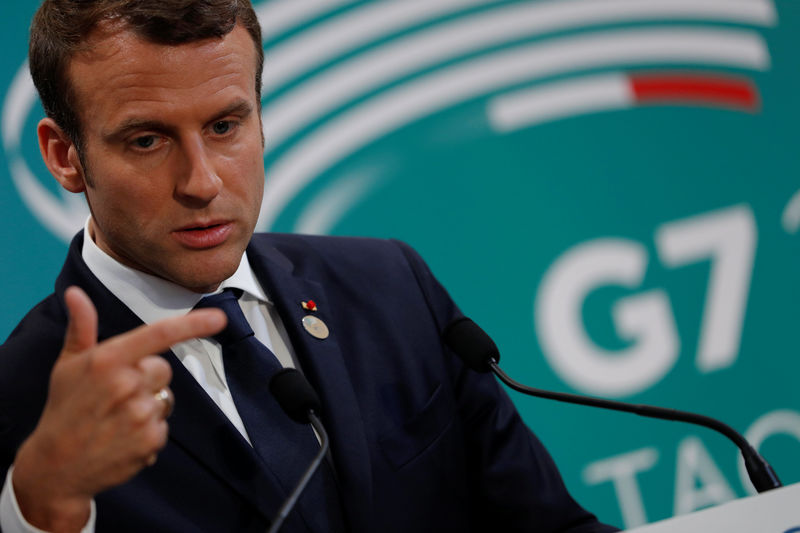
[176,138,223,203]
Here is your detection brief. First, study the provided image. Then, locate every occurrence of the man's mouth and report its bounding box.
[184,222,221,231]
[172,221,233,249]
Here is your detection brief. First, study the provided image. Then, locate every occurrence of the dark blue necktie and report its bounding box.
[194,289,345,532]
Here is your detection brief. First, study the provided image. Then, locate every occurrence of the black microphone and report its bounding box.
[267,368,331,533]
[443,316,782,493]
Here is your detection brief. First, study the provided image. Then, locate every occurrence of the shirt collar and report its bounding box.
[81,218,269,325]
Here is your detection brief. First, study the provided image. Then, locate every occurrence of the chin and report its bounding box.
[173,259,241,293]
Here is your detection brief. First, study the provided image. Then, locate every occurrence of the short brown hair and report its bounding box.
[29,0,263,151]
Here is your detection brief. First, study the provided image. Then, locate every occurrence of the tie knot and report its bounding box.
[194,288,254,345]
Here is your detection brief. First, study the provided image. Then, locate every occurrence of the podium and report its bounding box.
[624,483,800,532]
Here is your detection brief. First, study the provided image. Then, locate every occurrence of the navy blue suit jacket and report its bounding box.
[0,232,617,532]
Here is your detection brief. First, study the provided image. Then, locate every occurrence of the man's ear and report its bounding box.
[37,117,87,193]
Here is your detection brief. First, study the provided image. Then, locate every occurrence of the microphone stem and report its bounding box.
[267,411,330,533]
[488,359,781,493]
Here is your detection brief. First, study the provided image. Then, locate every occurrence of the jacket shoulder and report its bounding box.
[250,232,401,258]
[250,233,428,277]
[249,233,459,334]
[1,293,66,369]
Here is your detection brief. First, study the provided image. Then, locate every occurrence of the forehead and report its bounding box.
[67,23,258,130]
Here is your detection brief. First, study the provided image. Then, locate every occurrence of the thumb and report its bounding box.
[61,286,98,356]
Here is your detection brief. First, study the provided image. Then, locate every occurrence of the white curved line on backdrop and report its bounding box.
[10,159,88,241]
[488,74,633,131]
[2,62,36,153]
[256,28,769,231]
[255,0,355,42]
[3,62,89,241]
[293,173,376,235]
[781,189,800,234]
[261,0,776,151]
[260,0,492,96]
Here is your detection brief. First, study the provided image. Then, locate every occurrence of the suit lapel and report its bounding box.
[162,352,297,527]
[247,239,374,532]
[54,233,290,526]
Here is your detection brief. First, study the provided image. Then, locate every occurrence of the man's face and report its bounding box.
[66,24,264,293]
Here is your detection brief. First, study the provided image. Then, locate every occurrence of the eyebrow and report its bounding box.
[212,99,254,123]
[104,98,255,141]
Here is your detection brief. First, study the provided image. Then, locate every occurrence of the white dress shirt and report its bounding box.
[0,221,298,533]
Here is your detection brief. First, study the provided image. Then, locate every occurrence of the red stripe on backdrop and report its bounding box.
[629,73,760,112]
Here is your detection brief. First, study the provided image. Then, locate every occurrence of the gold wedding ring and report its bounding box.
[154,387,175,418]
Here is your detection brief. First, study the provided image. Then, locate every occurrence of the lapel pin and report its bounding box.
[301,300,318,312]
[302,315,329,339]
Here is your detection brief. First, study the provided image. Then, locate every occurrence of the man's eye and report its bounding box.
[212,121,232,135]
[133,136,156,149]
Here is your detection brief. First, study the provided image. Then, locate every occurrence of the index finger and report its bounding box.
[98,309,227,365]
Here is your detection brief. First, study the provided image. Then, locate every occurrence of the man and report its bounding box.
[0,1,618,531]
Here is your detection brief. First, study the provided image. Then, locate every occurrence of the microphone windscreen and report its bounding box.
[442,317,500,373]
[269,368,322,423]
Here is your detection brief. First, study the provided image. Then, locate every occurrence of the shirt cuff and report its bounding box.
[0,467,96,533]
